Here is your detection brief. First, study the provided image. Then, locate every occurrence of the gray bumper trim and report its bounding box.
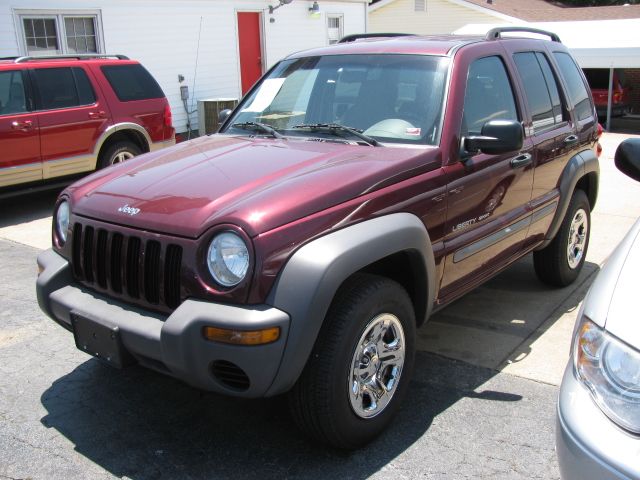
[37,249,290,397]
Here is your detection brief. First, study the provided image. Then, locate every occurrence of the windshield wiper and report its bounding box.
[292,123,379,146]
[231,122,284,139]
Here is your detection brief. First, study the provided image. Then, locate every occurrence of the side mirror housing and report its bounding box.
[615,138,640,182]
[463,120,523,156]
[218,108,233,124]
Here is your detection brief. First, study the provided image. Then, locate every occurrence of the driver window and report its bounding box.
[463,56,518,136]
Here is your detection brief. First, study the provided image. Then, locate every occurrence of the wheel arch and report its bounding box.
[537,149,599,251]
[265,212,436,396]
[94,123,151,167]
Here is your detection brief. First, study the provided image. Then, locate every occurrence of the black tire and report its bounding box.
[533,189,591,287]
[288,273,416,449]
[98,140,142,169]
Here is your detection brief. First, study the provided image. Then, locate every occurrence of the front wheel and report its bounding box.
[533,189,591,287]
[288,273,416,449]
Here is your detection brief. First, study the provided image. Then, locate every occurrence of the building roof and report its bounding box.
[370,0,640,22]
[453,0,640,22]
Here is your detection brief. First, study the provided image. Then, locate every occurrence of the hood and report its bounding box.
[67,134,439,238]
[583,218,640,350]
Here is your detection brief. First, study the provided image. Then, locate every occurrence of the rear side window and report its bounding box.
[0,70,28,115]
[462,56,518,136]
[33,67,96,110]
[553,52,592,121]
[101,64,164,101]
[513,52,563,132]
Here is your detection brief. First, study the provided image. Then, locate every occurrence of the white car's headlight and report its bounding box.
[206,232,250,287]
[55,201,70,245]
[575,317,640,433]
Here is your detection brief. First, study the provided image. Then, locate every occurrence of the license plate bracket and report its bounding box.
[71,312,134,369]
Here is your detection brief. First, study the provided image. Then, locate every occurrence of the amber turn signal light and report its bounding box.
[202,326,280,345]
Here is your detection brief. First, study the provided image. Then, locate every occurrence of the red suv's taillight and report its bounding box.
[164,104,173,128]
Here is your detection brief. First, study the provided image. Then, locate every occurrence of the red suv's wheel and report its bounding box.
[99,141,142,169]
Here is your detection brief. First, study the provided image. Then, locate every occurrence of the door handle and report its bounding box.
[11,120,33,131]
[88,111,106,119]
[564,134,579,144]
[510,153,532,169]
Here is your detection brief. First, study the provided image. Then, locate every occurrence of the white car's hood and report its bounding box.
[583,218,640,350]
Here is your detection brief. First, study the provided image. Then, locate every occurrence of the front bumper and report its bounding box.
[556,364,640,480]
[36,249,290,397]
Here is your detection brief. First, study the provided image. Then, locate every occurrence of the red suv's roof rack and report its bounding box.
[338,33,413,43]
[14,54,130,63]
[485,27,561,43]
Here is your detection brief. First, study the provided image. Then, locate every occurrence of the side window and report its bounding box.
[0,70,27,115]
[513,52,564,132]
[463,56,518,136]
[553,52,592,121]
[101,64,164,101]
[33,67,95,110]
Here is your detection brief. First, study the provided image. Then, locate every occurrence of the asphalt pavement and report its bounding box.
[0,132,638,479]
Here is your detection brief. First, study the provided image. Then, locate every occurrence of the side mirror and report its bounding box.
[218,109,232,124]
[615,138,640,182]
[463,120,523,156]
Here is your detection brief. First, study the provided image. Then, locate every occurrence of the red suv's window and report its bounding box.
[0,70,28,115]
[32,67,96,110]
[553,52,592,121]
[101,64,164,101]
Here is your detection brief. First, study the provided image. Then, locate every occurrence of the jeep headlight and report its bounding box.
[206,232,250,287]
[574,317,640,433]
[55,200,70,245]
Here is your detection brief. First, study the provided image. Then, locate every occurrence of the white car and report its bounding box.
[556,138,640,479]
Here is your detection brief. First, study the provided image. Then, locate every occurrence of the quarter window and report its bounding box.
[33,67,96,110]
[463,56,518,136]
[553,52,592,121]
[101,64,165,101]
[0,71,28,115]
[513,52,564,132]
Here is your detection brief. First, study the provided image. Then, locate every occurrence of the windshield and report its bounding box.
[223,54,450,146]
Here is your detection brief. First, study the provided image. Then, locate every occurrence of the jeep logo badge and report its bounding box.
[118,204,140,216]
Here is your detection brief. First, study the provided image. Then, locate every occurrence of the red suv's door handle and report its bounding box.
[11,120,33,131]
[88,111,106,119]
[510,153,532,169]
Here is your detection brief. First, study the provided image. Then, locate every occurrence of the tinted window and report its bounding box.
[463,56,518,136]
[101,64,164,101]
[553,52,592,121]
[514,52,564,132]
[34,67,79,110]
[0,70,27,115]
[73,67,96,105]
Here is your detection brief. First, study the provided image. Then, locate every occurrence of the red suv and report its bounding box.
[583,68,631,118]
[0,54,174,193]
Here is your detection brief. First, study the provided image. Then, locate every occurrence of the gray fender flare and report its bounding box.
[537,149,599,250]
[264,212,436,396]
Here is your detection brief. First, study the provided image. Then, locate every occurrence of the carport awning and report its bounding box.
[455,19,640,68]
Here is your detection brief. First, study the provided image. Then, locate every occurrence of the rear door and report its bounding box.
[439,50,534,302]
[30,66,108,179]
[0,68,40,187]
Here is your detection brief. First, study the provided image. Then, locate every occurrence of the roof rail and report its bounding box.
[338,33,413,43]
[485,27,561,43]
[14,54,130,63]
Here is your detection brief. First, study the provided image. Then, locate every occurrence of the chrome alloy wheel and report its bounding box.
[112,151,135,164]
[348,313,405,419]
[567,208,588,269]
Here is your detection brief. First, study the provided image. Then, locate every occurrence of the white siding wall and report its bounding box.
[369,0,509,35]
[0,0,366,133]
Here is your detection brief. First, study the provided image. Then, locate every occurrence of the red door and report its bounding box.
[237,12,263,95]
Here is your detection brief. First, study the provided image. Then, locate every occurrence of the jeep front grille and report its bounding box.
[71,222,183,311]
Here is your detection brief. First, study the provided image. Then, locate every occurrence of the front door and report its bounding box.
[237,12,263,95]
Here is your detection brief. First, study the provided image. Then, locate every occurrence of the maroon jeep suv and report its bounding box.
[37,28,600,449]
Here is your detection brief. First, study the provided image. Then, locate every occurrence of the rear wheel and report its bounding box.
[534,189,590,287]
[288,273,415,449]
[99,140,142,169]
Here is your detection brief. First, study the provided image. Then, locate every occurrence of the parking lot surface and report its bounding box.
[1,132,638,479]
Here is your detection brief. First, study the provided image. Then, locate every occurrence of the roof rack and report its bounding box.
[14,54,130,63]
[338,33,413,43]
[485,27,561,43]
